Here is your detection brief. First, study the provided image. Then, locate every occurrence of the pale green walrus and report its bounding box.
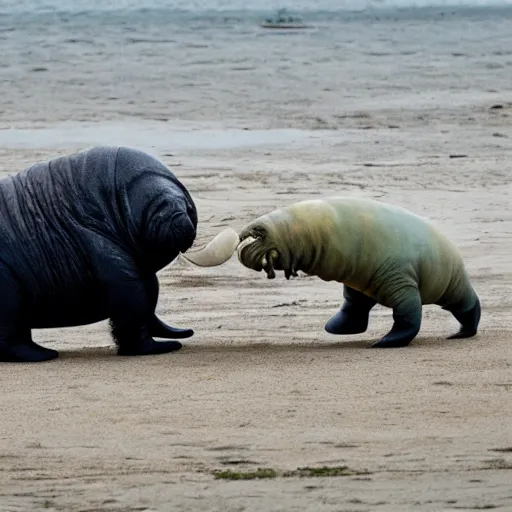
[232,196,481,348]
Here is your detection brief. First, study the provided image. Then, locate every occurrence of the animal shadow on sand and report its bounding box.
[42,334,465,363]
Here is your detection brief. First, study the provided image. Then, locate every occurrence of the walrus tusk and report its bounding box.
[181,227,240,267]
[236,235,257,260]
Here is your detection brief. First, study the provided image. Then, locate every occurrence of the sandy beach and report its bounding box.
[0,4,511,511]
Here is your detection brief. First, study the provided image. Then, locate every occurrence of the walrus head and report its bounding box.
[236,218,297,280]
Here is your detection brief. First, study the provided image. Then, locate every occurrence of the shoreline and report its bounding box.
[0,121,330,153]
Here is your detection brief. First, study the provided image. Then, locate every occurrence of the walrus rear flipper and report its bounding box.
[0,340,59,363]
[0,263,59,363]
[445,297,481,340]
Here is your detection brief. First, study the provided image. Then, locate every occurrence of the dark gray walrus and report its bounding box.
[0,146,201,363]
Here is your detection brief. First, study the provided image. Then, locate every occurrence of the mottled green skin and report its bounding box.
[237,196,478,313]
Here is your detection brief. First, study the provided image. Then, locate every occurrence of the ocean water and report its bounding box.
[0,0,511,129]
[1,0,512,14]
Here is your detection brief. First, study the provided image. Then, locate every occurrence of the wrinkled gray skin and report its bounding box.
[237,197,481,348]
[0,146,198,363]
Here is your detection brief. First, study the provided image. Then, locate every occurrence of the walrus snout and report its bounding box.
[237,235,284,279]
[180,227,240,267]
[236,235,263,271]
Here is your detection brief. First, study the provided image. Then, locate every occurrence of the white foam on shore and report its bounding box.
[0,121,326,153]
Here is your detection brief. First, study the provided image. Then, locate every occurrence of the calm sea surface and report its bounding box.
[0,0,511,128]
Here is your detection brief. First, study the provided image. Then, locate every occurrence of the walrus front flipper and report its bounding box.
[109,302,184,357]
[149,315,194,339]
[446,297,481,339]
[325,286,377,335]
[117,339,183,356]
[111,315,184,356]
[143,275,194,340]
[372,289,422,348]
[98,252,183,357]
